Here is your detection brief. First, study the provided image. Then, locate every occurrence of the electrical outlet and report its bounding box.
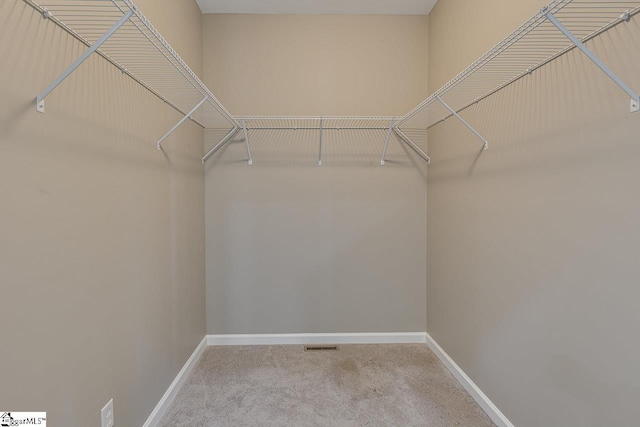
[101,399,114,427]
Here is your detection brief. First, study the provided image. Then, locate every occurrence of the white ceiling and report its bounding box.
[196,0,438,15]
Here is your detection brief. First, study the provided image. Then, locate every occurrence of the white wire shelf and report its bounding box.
[26,0,238,145]
[24,0,640,165]
[225,0,640,164]
[201,116,430,165]
[398,0,640,138]
[238,116,398,130]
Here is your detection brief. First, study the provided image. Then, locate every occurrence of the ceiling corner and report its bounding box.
[195,0,205,14]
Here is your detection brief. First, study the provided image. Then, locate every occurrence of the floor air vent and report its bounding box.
[305,345,339,351]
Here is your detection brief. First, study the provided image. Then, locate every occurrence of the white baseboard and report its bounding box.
[425,333,514,427]
[142,336,207,427]
[207,332,427,346]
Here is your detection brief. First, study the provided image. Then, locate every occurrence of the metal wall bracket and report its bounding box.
[318,118,323,166]
[202,127,240,164]
[393,127,431,164]
[436,96,488,149]
[157,96,208,150]
[380,119,395,166]
[544,10,640,113]
[35,9,133,113]
[620,10,632,23]
[242,119,253,166]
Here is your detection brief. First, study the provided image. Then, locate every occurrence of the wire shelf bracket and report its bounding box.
[157,96,209,150]
[242,119,253,166]
[318,118,324,166]
[36,8,134,113]
[543,9,640,113]
[202,127,240,164]
[436,96,488,150]
[380,119,395,166]
[394,127,431,164]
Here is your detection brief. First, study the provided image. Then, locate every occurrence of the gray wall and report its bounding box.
[427,1,640,426]
[0,1,206,425]
[203,14,429,334]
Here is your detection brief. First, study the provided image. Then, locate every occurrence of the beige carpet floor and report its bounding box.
[159,344,495,427]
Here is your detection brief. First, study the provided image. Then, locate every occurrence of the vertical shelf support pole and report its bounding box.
[157,96,209,150]
[393,127,431,164]
[380,118,395,166]
[544,10,640,113]
[242,119,253,166]
[318,118,323,166]
[36,9,134,113]
[436,96,488,149]
[202,126,240,164]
